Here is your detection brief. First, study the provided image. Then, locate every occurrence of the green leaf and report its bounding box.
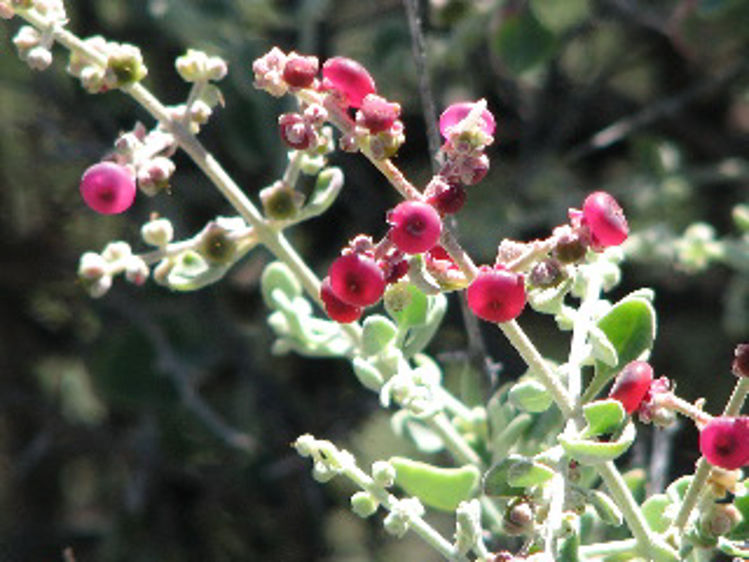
[490,8,557,76]
[593,297,656,383]
[261,261,302,308]
[352,357,384,391]
[390,457,480,512]
[304,167,343,217]
[718,537,749,557]
[641,494,673,533]
[559,421,636,465]
[506,457,556,487]
[589,490,623,526]
[623,468,648,504]
[401,293,448,357]
[589,326,618,367]
[581,399,626,438]
[361,315,397,356]
[483,455,531,497]
[385,282,429,326]
[530,0,590,34]
[666,475,693,503]
[490,412,533,461]
[509,379,554,413]
[728,482,749,540]
[391,411,444,453]
[167,251,229,291]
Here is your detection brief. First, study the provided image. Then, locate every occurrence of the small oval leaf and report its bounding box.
[509,379,553,413]
[582,399,626,438]
[559,421,636,465]
[641,494,673,533]
[390,457,480,512]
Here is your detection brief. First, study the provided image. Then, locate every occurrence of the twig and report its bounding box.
[113,301,256,455]
[565,60,748,163]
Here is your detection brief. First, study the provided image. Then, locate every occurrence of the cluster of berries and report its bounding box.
[321,198,444,323]
[607,356,749,471]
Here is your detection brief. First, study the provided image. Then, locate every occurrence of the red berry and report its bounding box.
[439,102,496,138]
[387,201,443,255]
[278,113,314,150]
[582,191,628,249]
[466,266,526,323]
[699,416,749,470]
[328,252,385,307]
[282,55,318,88]
[358,94,400,133]
[322,57,376,109]
[80,161,136,214]
[320,277,362,323]
[425,179,466,215]
[732,343,749,378]
[608,361,654,414]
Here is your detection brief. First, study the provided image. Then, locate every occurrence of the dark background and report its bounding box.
[0,0,746,560]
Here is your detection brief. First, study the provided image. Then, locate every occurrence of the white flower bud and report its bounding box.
[205,56,228,81]
[293,434,316,457]
[189,100,212,125]
[147,156,175,182]
[350,492,379,518]
[79,65,105,93]
[102,241,132,262]
[371,460,396,488]
[124,256,149,286]
[78,252,108,280]
[87,274,112,298]
[13,26,40,50]
[26,46,53,71]
[141,217,174,247]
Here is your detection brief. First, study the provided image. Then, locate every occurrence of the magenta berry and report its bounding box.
[282,55,318,88]
[699,416,749,470]
[439,102,496,138]
[320,277,362,323]
[80,161,137,215]
[358,94,400,133]
[608,361,654,414]
[387,201,443,255]
[582,191,629,249]
[278,113,314,150]
[328,252,385,307]
[466,266,526,323]
[322,57,376,109]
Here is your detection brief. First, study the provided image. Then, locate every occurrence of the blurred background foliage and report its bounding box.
[0,0,747,560]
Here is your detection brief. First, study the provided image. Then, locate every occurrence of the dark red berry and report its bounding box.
[278,113,314,150]
[426,180,466,215]
[358,94,400,133]
[320,277,362,323]
[328,252,385,307]
[553,231,588,263]
[732,343,749,378]
[699,416,749,470]
[387,201,443,255]
[383,258,409,284]
[322,57,376,109]
[282,55,318,88]
[582,191,628,249]
[466,266,526,323]
[608,361,654,414]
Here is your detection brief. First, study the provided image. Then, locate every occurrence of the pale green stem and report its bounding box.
[428,412,483,467]
[499,321,575,417]
[579,538,637,559]
[597,461,667,558]
[435,386,475,420]
[673,376,749,530]
[342,459,465,561]
[17,8,367,344]
[568,271,602,405]
[281,149,305,188]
